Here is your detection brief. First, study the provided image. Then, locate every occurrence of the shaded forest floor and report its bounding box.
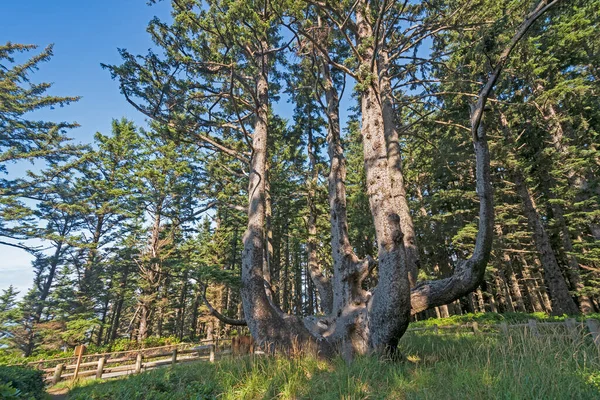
[58,328,600,399]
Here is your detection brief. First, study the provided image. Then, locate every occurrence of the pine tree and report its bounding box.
[0,42,80,251]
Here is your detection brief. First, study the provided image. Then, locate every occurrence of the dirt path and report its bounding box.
[47,387,69,399]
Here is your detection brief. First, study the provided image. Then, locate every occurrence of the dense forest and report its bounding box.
[1,0,599,360]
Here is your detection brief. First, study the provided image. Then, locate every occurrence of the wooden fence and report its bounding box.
[19,338,233,385]
[12,318,600,386]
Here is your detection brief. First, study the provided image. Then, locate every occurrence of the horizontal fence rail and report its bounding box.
[12,338,235,385]
[9,318,599,386]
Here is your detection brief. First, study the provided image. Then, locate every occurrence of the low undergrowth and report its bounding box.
[410,311,600,329]
[65,327,600,400]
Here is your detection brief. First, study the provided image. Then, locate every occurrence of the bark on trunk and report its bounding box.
[356,5,410,352]
[379,50,419,288]
[239,43,330,355]
[320,57,368,316]
[307,124,333,314]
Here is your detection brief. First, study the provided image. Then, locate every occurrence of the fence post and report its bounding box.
[500,322,508,335]
[209,340,215,363]
[72,345,86,380]
[471,322,479,335]
[565,318,577,338]
[171,349,178,366]
[95,357,106,379]
[528,319,539,336]
[135,353,143,374]
[52,364,64,385]
[586,318,600,347]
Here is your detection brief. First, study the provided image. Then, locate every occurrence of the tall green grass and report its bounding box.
[66,327,600,399]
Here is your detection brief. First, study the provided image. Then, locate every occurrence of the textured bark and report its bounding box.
[307,125,333,314]
[356,4,410,353]
[320,58,367,316]
[264,173,274,302]
[138,207,163,341]
[379,50,419,288]
[239,44,330,355]
[234,0,559,358]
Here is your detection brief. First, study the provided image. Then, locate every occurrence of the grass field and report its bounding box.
[63,326,600,399]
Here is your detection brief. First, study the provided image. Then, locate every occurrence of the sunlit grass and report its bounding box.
[66,328,600,399]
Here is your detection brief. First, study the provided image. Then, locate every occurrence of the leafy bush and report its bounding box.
[0,383,21,399]
[0,366,44,399]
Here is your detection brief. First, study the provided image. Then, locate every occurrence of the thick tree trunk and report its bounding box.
[264,173,274,302]
[239,44,329,355]
[379,50,419,287]
[138,207,163,341]
[307,124,333,314]
[138,304,150,342]
[356,5,410,352]
[319,58,368,317]
[235,0,556,359]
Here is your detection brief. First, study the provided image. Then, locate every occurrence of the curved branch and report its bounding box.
[410,0,560,315]
[470,0,561,141]
[200,283,247,326]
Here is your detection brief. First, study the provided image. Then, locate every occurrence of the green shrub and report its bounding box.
[0,382,21,399]
[0,366,44,399]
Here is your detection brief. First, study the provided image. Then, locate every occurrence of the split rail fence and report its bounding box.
[19,338,235,385]
[11,318,600,386]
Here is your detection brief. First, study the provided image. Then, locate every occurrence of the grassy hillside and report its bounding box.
[65,327,600,400]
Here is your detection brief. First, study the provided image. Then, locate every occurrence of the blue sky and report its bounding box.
[0,0,357,298]
[0,0,174,296]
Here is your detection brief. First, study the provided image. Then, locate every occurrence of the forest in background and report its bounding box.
[0,0,599,359]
